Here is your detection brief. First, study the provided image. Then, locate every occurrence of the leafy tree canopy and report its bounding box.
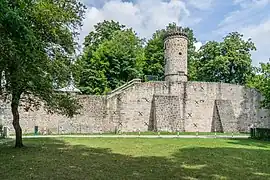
[195,32,256,85]
[0,0,86,147]
[77,23,144,94]
[82,20,126,57]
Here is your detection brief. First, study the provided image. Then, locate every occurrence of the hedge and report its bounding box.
[250,128,270,141]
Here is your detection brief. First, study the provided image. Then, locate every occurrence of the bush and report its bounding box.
[250,128,270,141]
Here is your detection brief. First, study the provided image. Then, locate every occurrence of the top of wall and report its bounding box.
[187,81,259,93]
[45,80,260,102]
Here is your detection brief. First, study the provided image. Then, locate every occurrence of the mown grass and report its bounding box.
[0,138,269,180]
[22,131,248,136]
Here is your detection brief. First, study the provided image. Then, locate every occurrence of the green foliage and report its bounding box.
[195,32,256,85]
[76,55,110,95]
[250,128,270,141]
[247,62,270,109]
[78,21,144,94]
[0,0,85,117]
[143,22,198,80]
[83,20,125,48]
[82,20,125,58]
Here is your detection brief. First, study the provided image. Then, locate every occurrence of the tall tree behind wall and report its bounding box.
[77,21,145,94]
[75,20,126,94]
[195,32,256,85]
[82,20,126,58]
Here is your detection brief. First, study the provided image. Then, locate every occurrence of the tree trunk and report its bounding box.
[11,94,23,148]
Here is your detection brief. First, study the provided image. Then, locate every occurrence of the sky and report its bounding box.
[79,0,270,66]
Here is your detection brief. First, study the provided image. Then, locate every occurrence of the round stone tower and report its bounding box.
[164,27,188,82]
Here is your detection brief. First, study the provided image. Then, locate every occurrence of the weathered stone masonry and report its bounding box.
[0,27,269,134]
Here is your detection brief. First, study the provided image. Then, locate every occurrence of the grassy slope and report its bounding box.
[0,138,269,180]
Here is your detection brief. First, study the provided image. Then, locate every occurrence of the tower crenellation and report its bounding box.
[164,26,188,82]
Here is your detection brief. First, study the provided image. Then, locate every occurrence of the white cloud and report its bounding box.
[218,1,269,33]
[234,0,270,8]
[240,19,270,66]
[215,0,270,65]
[233,0,245,5]
[78,0,201,47]
[81,0,109,7]
[186,0,214,10]
[194,41,203,51]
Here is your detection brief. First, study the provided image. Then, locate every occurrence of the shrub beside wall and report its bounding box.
[250,128,270,141]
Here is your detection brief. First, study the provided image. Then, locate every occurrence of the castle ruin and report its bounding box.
[1,27,269,134]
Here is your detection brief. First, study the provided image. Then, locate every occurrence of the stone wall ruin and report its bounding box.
[0,80,269,134]
[0,26,269,134]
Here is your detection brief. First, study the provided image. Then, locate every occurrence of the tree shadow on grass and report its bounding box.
[227,138,270,148]
[0,138,270,180]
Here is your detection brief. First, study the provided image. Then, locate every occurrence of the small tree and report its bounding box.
[0,0,86,147]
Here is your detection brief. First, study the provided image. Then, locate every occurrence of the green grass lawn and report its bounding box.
[0,138,269,180]
[22,131,248,136]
